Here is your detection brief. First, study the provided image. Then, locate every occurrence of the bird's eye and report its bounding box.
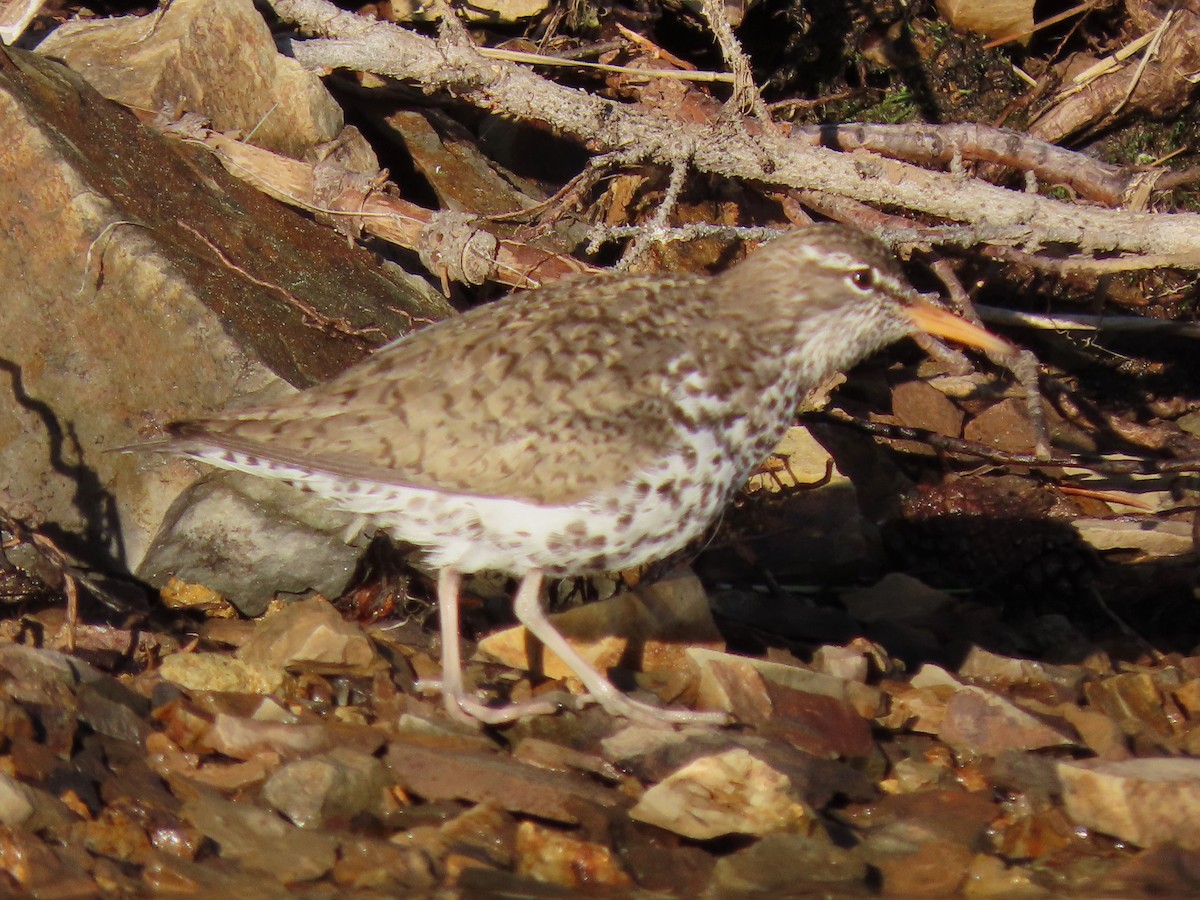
[849,267,875,291]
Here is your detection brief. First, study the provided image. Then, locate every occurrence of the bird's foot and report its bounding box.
[417,677,566,725]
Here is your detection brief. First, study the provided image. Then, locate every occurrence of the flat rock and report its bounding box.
[263,747,389,828]
[1060,758,1200,850]
[939,685,1078,754]
[0,45,449,601]
[630,748,815,840]
[513,820,631,888]
[158,653,287,695]
[181,792,339,883]
[236,597,382,675]
[384,738,621,825]
[711,832,867,893]
[478,568,721,686]
[40,0,342,157]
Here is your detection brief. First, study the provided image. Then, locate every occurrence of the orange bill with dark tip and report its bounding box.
[904,296,1011,355]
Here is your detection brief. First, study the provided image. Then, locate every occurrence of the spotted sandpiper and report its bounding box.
[162,224,1010,725]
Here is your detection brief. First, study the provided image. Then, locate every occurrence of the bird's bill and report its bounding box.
[904,296,1012,355]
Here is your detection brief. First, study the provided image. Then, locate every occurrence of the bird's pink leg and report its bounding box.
[512,570,729,726]
[433,567,561,725]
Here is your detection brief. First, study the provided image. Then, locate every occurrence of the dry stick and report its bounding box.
[616,158,690,268]
[1112,9,1175,116]
[268,0,1200,266]
[817,408,1200,476]
[978,243,1188,275]
[699,0,777,132]
[791,122,1160,208]
[476,46,735,84]
[978,305,1200,340]
[983,0,1099,49]
[609,0,775,265]
[186,128,597,289]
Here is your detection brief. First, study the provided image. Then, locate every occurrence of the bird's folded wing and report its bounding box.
[173,276,700,506]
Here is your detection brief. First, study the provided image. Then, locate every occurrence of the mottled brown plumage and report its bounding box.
[163,224,1009,726]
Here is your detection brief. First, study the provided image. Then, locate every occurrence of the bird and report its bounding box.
[160,224,1011,726]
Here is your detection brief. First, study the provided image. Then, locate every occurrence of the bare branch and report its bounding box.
[268,0,1200,267]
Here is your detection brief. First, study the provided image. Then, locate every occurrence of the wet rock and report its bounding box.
[514,820,631,888]
[158,653,287,696]
[142,850,293,898]
[711,831,868,893]
[1100,843,1200,895]
[0,825,99,896]
[0,772,76,830]
[236,597,382,676]
[478,567,721,693]
[688,647,884,719]
[181,791,339,883]
[331,836,438,892]
[630,748,816,840]
[610,818,716,894]
[76,678,152,744]
[438,801,517,868]
[939,685,1078,754]
[1060,758,1200,850]
[1084,671,1181,744]
[957,645,1085,698]
[201,714,386,761]
[262,747,389,828]
[385,738,621,825]
[512,737,623,782]
[872,836,975,897]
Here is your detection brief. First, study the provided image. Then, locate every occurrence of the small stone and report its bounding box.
[263,747,389,828]
[513,821,631,888]
[159,653,286,695]
[237,597,382,676]
[630,748,815,840]
[1059,758,1200,850]
[939,685,1078,754]
[713,832,867,892]
[181,792,339,883]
